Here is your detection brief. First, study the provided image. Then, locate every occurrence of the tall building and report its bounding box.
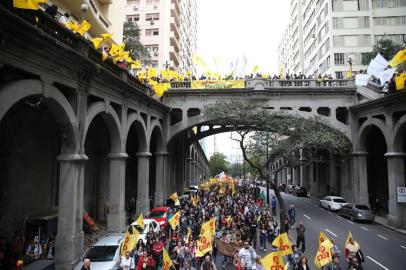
[51,0,125,43]
[278,0,406,78]
[125,0,197,71]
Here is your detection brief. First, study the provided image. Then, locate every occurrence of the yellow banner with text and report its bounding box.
[191,80,245,89]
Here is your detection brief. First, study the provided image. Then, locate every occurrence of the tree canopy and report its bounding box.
[123,21,151,64]
[362,38,403,66]
[209,152,229,176]
[203,99,352,227]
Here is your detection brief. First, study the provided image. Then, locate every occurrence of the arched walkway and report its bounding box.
[149,123,165,208]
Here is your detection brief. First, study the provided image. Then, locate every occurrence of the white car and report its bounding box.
[320,196,347,211]
[131,218,160,244]
[74,233,124,270]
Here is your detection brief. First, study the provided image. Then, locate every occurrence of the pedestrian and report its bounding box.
[288,204,296,228]
[323,255,342,270]
[249,218,258,249]
[259,224,267,251]
[345,238,359,269]
[296,220,306,253]
[200,254,217,270]
[297,256,310,270]
[136,251,156,270]
[283,216,290,235]
[271,196,277,216]
[238,241,257,270]
[330,239,341,258]
[120,251,135,270]
[81,259,91,270]
[181,258,196,270]
[348,258,363,270]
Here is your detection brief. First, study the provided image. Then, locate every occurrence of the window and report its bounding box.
[358,34,371,46]
[146,44,159,52]
[359,16,370,28]
[333,17,343,29]
[146,0,159,5]
[372,0,406,8]
[335,71,343,79]
[146,13,160,21]
[334,53,345,65]
[333,35,344,47]
[374,16,406,26]
[145,29,159,36]
[375,34,406,45]
[126,14,139,22]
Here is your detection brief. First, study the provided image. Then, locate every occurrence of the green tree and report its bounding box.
[123,21,151,64]
[204,100,352,228]
[209,152,230,176]
[362,38,403,66]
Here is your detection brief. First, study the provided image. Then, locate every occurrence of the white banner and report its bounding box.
[367,53,388,77]
[355,74,371,86]
[378,68,396,86]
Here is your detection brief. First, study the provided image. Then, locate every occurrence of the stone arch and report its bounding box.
[0,79,78,153]
[149,120,165,152]
[84,102,122,153]
[394,114,406,152]
[126,112,148,153]
[0,79,78,237]
[357,118,390,151]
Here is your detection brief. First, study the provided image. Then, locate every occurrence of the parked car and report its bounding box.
[293,186,307,197]
[286,185,298,194]
[189,185,199,191]
[279,184,287,192]
[74,233,124,270]
[320,196,347,211]
[131,218,160,244]
[147,206,170,229]
[339,204,375,222]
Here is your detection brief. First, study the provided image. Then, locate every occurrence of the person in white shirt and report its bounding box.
[120,251,135,270]
[238,242,257,270]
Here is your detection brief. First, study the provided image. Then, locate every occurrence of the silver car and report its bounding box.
[74,233,124,270]
[339,204,375,222]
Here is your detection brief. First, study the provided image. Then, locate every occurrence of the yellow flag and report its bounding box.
[200,218,216,236]
[260,251,285,270]
[162,248,174,270]
[257,215,262,222]
[231,182,236,195]
[102,50,108,61]
[76,20,91,36]
[121,230,136,256]
[136,214,144,231]
[132,225,140,242]
[196,230,212,257]
[314,235,333,268]
[395,74,406,90]
[191,195,197,206]
[170,192,179,204]
[13,0,40,10]
[213,72,221,80]
[101,33,113,42]
[131,60,142,70]
[280,65,285,79]
[65,21,79,32]
[169,211,182,230]
[192,54,207,68]
[226,216,233,225]
[252,65,259,73]
[272,232,293,256]
[90,37,103,49]
[205,70,212,77]
[219,186,226,194]
[345,231,360,249]
[346,66,352,79]
[187,69,193,78]
[388,48,406,67]
[186,227,192,243]
[109,43,124,57]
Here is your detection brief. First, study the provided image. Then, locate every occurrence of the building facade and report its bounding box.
[125,0,197,71]
[278,0,406,78]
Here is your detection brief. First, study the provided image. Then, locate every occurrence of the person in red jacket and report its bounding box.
[152,237,164,267]
[136,251,156,270]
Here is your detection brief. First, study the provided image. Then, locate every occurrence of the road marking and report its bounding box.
[360,226,369,231]
[401,245,406,250]
[347,220,354,224]
[324,228,337,237]
[303,214,311,220]
[367,256,389,270]
[377,234,388,240]
[337,215,343,219]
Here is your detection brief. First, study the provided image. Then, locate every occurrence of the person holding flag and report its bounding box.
[238,241,258,270]
[314,232,333,269]
[344,232,363,269]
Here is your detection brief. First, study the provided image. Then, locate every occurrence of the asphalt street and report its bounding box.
[219,188,406,270]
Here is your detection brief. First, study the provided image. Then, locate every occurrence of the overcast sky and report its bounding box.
[196,0,290,162]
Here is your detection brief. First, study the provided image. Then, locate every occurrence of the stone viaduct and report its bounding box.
[0,4,405,269]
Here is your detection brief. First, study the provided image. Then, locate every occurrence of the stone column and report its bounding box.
[282,167,288,185]
[107,153,128,232]
[185,157,192,187]
[155,152,169,207]
[299,149,308,188]
[385,152,406,228]
[55,154,87,270]
[194,163,199,185]
[164,153,172,199]
[136,152,152,214]
[328,152,337,195]
[352,151,369,205]
[294,167,300,186]
[191,161,196,185]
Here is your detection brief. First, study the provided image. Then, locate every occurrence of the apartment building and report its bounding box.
[125,0,197,71]
[279,0,406,78]
[50,0,125,43]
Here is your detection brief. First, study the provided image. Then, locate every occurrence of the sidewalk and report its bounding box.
[308,194,406,235]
